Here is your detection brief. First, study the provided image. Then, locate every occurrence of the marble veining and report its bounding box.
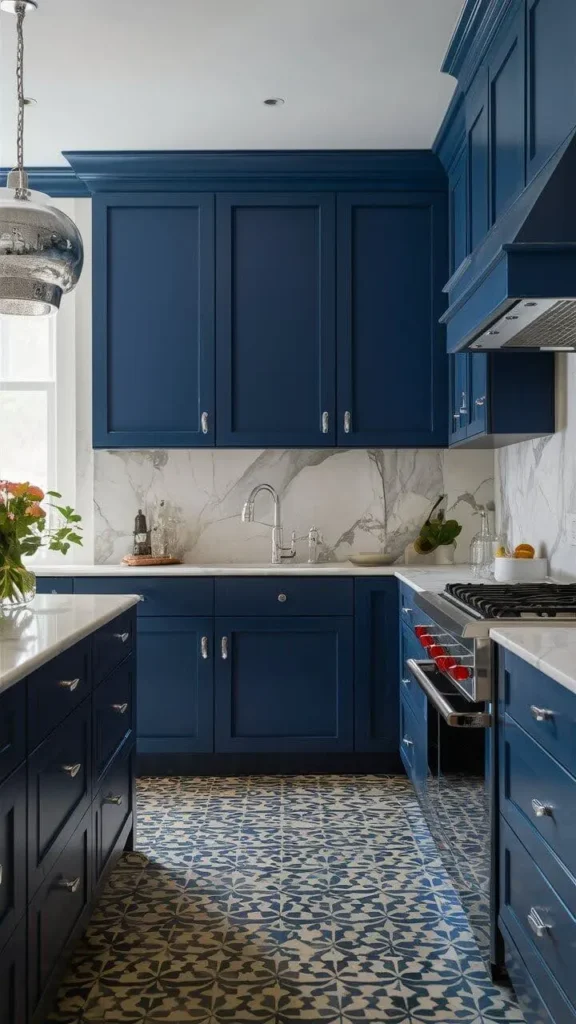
[491,625,576,695]
[0,594,139,692]
[92,447,494,567]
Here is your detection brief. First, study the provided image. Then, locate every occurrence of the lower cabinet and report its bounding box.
[354,579,399,752]
[0,920,26,1024]
[94,743,134,882]
[214,616,354,753]
[0,765,26,951]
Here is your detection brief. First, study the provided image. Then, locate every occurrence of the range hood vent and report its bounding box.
[442,130,576,353]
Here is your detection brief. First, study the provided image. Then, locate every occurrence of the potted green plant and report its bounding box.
[409,495,462,565]
[0,481,83,608]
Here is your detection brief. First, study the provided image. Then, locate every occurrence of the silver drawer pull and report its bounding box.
[103,794,123,806]
[221,636,228,660]
[401,678,410,687]
[278,593,287,603]
[321,411,329,434]
[201,636,209,660]
[402,736,414,747]
[527,907,551,938]
[475,395,486,406]
[344,410,351,434]
[114,631,130,643]
[0,864,3,886]
[57,876,81,894]
[111,702,129,715]
[59,677,80,692]
[402,607,413,615]
[532,799,554,818]
[530,705,554,722]
[201,411,209,434]
[62,763,82,778]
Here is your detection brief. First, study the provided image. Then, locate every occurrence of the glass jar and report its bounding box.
[0,560,36,610]
[469,510,495,579]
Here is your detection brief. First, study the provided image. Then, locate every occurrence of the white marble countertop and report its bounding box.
[35,562,482,593]
[490,626,576,696]
[0,594,139,694]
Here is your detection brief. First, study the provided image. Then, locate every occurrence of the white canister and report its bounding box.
[493,557,548,583]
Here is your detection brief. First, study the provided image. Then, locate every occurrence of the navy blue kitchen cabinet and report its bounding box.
[92,193,215,448]
[137,617,214,755]
[336,193,448,447]
[0,766,26,953]
[489,3,526,224]
[214,617,354,753]
[526,0,576,181]
[354,579,399,752]
[216,193,336,447]
[465,70,490,253]
[0,921,26,1024]
[35,577,74,594]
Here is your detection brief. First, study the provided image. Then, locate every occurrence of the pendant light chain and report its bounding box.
[14,3,27,198]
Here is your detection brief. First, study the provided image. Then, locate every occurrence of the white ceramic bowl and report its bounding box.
[493,556,548,582]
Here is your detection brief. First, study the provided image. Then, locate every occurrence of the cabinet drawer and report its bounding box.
[28,809,91,1020]
[399,583,435,635]
[35,577,74,594]
[500,816,576,1012]
[28,639,91,749]
[0,920,26,1024]
[400,691,427,793]
[401,625,428,718]
[93,608,135,684]
[0,765,26,952]
[502,650,576,776]
[94,658,134,782]
[28,702,91,897]
[215,577,353,616]
[74,576,214,617]
[94,744,133,881]
[0,684,25,786]
[500,713,576,882]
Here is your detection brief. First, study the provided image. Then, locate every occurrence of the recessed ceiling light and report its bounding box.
[263,97,285,106]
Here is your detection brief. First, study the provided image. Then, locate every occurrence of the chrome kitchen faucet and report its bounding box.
[241,484,296,564]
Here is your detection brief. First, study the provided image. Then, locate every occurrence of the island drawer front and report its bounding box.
[28,702,92,898]
[93,609,135,685]
[28,808,91,1020]
[28,640,91,750]
[0,765,26,953]
[35,577,74,594]
[215,577,354,617]
[94,743,133,881]
[74,577,214,617]
[500,816,576,1012]
[0,684,26,786]
[500,713,576,882]
[93,659,135,783]
[0,920,27,1024]
[500,917,576,1024]
[502,650,576,777]
[401,625,428,719]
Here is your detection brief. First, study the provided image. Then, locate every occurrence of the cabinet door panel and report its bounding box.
[450,146,468,274]
[450,353,470,444]
[0,684,25,787]
[215,617,353,753]
[468,354,488,437]
[527,0,576,180]
[0,766,26,953]
[0,921,26,1024]
[337,193,448,447]
[490,9,526,222]
[137,618,214,754]
[93,193,215,448]
[216,193,335,446]
[354,580,399,753]
[467,72,490,251]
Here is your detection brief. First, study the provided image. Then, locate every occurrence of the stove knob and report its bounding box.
[429,645,446,658]
[414,626,428,639]
[436,656,457,672]
[449,665,471,682]
[421,635,435,649]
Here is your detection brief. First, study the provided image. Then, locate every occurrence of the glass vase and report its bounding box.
[0,560,37,610]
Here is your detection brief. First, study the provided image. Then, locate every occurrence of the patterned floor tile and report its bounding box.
[47,775,524,1024]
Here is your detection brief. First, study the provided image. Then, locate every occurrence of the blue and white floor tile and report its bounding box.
[47,775,525,1023]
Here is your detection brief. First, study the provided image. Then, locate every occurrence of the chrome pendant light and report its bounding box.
[0,0,83,316]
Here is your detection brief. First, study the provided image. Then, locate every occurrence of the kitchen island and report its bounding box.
[0,593,138,1024]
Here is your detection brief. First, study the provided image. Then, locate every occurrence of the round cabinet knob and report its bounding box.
[278,593,287,603]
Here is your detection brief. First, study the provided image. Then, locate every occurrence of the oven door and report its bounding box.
[406,657,493,964]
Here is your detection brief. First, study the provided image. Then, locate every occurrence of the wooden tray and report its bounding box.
[121,555,182,566]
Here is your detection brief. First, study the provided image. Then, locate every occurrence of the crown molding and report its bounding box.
[0,166,89,197]
[441,0,518,91]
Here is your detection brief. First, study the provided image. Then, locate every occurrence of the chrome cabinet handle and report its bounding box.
[0,864,3,886]
[527,907,550,938]
[343,411,351,434]
[402,736,414,747]
[532,798,553,818]
[475,395,486,406]
[111,702,128,715]
[402,607,413,615]
[530,705,554,722]
[453,412,461,421]
[459,391,468,414]
[56,876,81,894]
[114,632,130,643]
[201,411,209,434]
[59,677,80,692]
[221,637,228,660]
[401,678,410,688]
[278,593,287,603]
[62,763,82,778]
[321,411,329,434]
[103,794,123,806]
[201,636,209,660]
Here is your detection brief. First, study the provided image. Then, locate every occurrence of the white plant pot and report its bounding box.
[404,542,456,566]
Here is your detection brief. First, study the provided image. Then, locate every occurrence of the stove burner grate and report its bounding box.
[444,582,576,619]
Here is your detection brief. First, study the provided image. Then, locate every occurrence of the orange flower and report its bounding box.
[26,485,44,500]
[6,481,29,496]
[25,503,46,518]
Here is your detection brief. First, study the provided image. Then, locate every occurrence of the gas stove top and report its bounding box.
[444,582,576,620]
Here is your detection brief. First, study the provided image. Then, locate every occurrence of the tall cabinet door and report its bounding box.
[216,194,336,447]
[354,580,399,753]
[137,618,214,755]
[214,617,353,753]
[93,194,215,448]
[336,193,448,447]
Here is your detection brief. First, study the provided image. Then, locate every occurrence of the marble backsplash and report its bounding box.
[93,447,494,565]
[497,354,576,579]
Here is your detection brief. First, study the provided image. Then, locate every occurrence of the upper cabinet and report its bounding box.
[526,0,576,180]
[489,8,526,222]
[92,194,215,448]
[336,193,448,447]
[465,71,490,251]
[215,194,336,447]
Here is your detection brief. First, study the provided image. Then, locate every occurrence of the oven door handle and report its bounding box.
[406,659,492,729]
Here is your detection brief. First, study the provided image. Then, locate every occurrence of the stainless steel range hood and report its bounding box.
[443,131,576,353]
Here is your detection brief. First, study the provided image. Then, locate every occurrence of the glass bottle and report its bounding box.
[469,510,495,578]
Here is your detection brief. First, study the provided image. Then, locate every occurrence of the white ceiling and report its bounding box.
[0,0,464,167]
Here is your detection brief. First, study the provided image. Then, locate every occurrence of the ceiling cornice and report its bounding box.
[441,0,518,91]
